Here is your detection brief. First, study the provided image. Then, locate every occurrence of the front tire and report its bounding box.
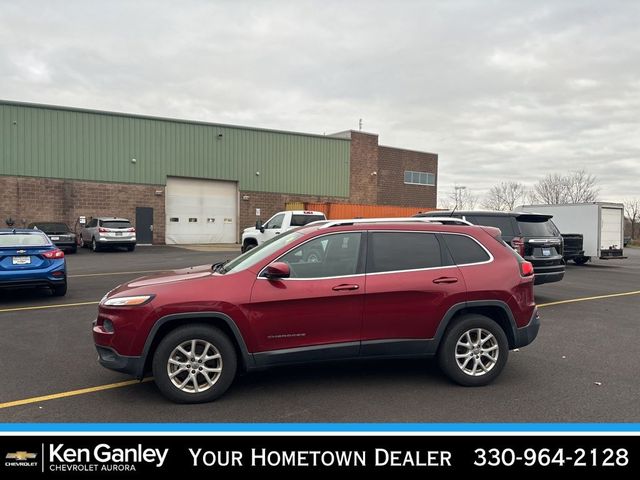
[438,314,508,387]
[152,325,237,403]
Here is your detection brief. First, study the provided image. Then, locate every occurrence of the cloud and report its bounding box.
[0,0,638,204]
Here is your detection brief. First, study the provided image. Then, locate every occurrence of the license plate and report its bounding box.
[12,256,31,265]
[542,248,551,256]
[50,236,59,241]
[115,232,123,236]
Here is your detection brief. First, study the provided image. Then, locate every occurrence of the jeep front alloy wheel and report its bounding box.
[152,325,237,403]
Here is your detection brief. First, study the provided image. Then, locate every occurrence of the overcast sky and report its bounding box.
[1,0,638,204]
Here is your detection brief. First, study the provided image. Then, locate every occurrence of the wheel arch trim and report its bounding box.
[139,312,255,377]
[434,300,518,347]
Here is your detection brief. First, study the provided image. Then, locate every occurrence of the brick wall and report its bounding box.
[348,131,379,204]
[0,176,166,244]
[377,145,438,207]
[347,131,437,208]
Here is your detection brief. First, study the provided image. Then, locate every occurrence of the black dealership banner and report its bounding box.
[0,435,637,476]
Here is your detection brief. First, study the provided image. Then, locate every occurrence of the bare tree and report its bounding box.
[624,198,640,239]
[448,187,478,210]
[564,169,599,203]
[482,181,527,211]
[530,169,599,204]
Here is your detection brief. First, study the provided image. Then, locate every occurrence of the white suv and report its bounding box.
[81,217,137,252]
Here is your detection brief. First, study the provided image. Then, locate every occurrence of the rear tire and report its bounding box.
[91,238,100,252]
[52,282,67,296]
[438,314,508,387]
[573,256,590,265]
[69,245,77,254]
[127,244,136,252]
[152,324,237,403]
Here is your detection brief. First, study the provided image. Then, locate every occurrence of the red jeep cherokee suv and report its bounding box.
[93,219,539,403]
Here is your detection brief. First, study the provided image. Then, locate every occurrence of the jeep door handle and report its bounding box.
[433,277,459,284]
[332,284,360,291]
[275,231,280,235]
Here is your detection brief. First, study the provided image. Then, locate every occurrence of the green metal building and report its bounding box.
[0,100,437,244]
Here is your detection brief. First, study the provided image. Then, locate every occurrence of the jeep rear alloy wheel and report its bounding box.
[438,314,508,387]
[455,328,499,376]
[167,339,223,393]
[152,325,237,403]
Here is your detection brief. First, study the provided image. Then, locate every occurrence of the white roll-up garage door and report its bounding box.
[165,177,237,244]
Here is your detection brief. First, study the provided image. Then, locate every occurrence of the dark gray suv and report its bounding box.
[415,211,565,285]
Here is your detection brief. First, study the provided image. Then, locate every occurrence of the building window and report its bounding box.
[188,218,198,223]
[169,218,179,222]
[404,170,435,186]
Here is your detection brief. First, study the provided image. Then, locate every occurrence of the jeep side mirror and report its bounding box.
[264,262,290,279]
[256,220,265,233]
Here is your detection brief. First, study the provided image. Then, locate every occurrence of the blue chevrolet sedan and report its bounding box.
[0,229,67,296]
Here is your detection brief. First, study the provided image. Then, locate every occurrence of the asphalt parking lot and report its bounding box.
[1,246,639,423]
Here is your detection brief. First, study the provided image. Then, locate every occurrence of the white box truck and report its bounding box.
[517,202,626,264]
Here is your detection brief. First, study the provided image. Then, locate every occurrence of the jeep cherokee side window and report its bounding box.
[368,232,442,273]
[442,234,490,265]
[279,233,362,278]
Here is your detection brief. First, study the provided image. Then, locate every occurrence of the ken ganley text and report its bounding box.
[48,444,168,472]
[189,448,452,467]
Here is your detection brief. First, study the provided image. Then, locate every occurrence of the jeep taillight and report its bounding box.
[99,227,108,232]
[511,236,525,256]
[520,261,534,277]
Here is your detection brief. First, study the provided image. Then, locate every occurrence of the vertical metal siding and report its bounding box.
[0,102,350,197]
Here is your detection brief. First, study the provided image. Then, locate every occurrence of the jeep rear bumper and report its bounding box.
[512,308,540,349]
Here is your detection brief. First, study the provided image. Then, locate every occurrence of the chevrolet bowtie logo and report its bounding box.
[6,451,37,461]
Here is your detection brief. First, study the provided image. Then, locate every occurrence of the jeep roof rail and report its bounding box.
[318,217,473,228]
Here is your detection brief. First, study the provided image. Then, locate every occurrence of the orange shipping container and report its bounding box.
[304,203,434,220]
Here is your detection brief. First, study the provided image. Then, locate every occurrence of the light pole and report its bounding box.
[454,185,466,209]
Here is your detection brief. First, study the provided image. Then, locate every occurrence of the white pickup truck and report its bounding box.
[241,210,326,252]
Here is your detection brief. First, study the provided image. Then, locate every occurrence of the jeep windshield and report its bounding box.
[223,230,303,273]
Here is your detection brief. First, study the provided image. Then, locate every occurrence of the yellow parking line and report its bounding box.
[0,378,154,410]
[538,290,640,308]
[0,301,100,313]
[70,269,168,278]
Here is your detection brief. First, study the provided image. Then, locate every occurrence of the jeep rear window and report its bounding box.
[101,221,132,229]
[368,232,442,273]
[517,219,559,237]
[442,234,490,265]
[465,216,516,236]
[290,214,325,227]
